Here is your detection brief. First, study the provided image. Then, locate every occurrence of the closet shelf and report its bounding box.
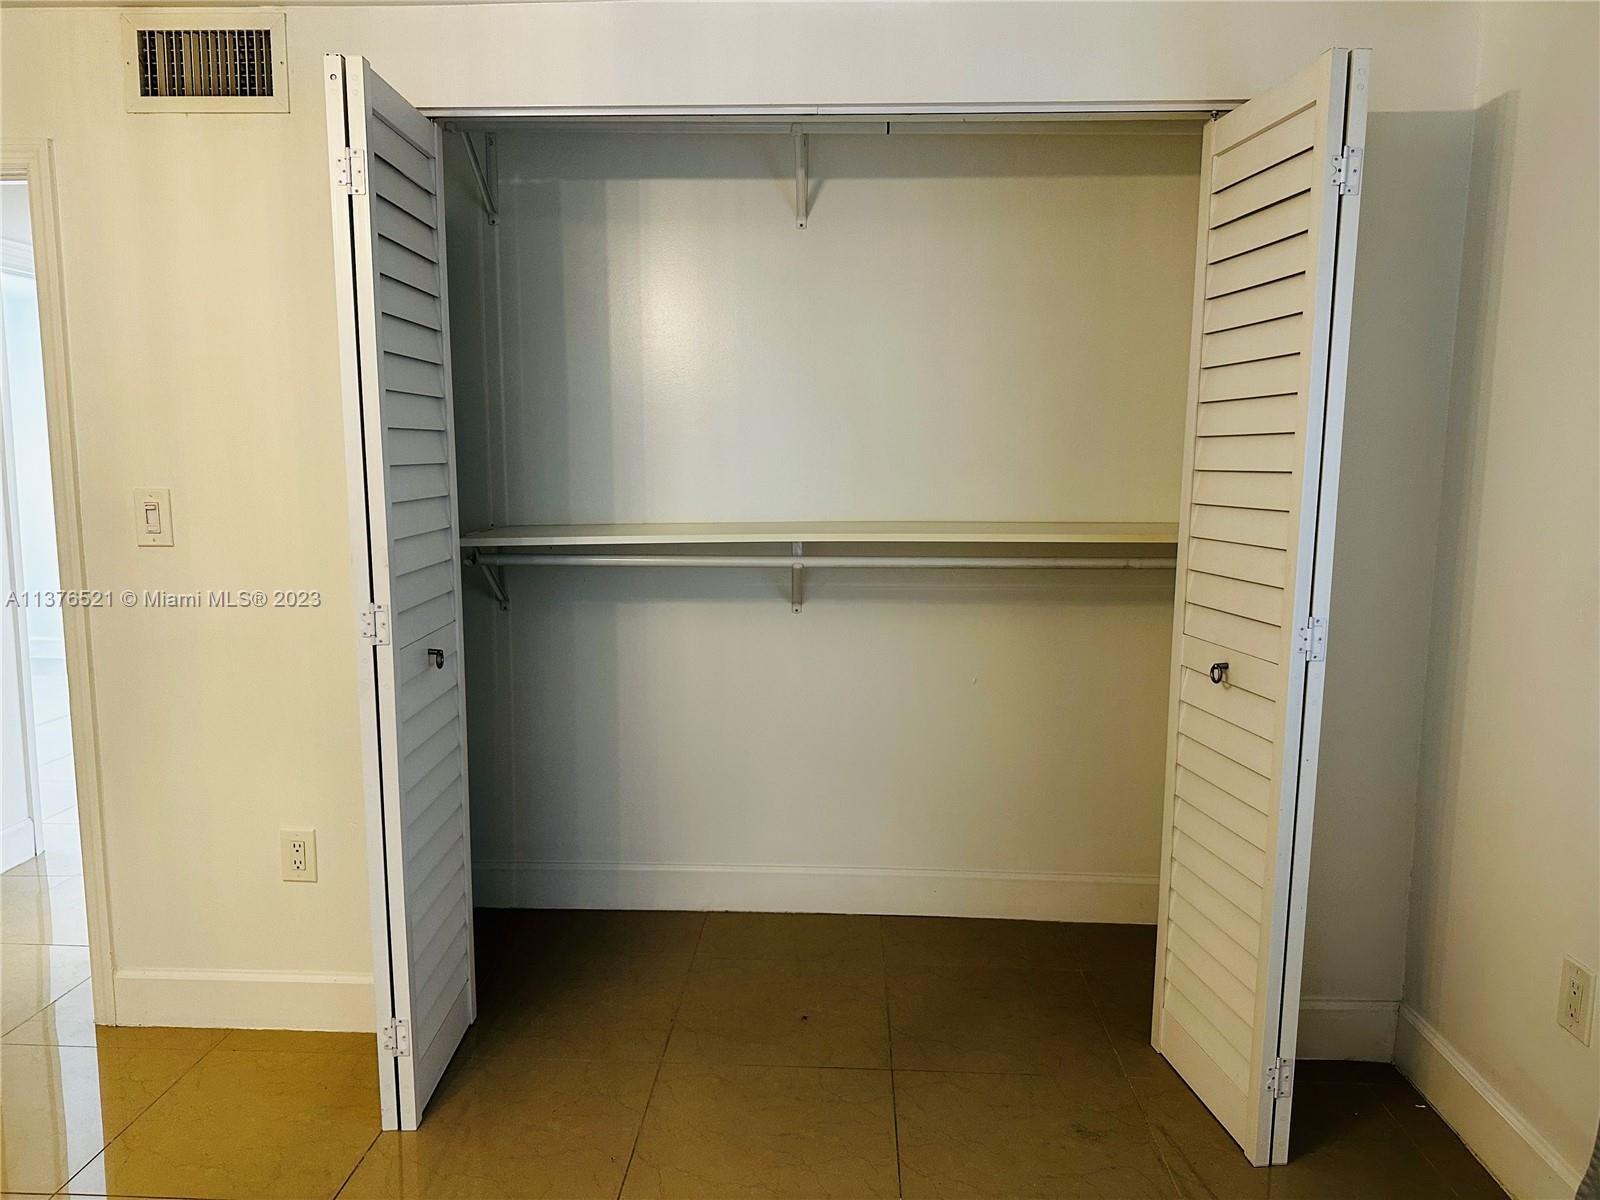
[461,522,1177,613]
[459,521,1178,548]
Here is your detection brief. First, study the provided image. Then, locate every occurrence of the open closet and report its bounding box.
[324,46,1370,1168]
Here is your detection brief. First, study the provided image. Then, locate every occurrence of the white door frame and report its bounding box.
[1,139,117,1023]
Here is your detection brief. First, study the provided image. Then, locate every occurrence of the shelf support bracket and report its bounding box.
[457,130,499,226]
[792,126,808,229]
[791,541,805,612]
[468,550,510,610]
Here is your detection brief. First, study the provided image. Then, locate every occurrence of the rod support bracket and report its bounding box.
[791,541,804,612]
[468,550,510,610]
[792,125,809,229]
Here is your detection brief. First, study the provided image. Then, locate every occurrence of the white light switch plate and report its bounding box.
[135,487,174,547]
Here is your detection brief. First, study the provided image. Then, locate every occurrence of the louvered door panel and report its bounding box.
[1153,48,1369,1165]
[326,54,474,1132]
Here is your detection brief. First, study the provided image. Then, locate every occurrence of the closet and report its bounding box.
[323,46,1369,1168]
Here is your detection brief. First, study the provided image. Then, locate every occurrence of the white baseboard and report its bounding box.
[1,817,38,872]
[1296,997,1399,1061]
[473,860,1159,923]
[1396,1003,1583,1200]
[113,967,373,1033]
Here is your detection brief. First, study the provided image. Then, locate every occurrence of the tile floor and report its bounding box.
[0,905,1507,1199]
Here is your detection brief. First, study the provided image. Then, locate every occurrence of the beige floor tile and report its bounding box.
[470,950,688,1062]
[338,1056,656,1199]
[1063,922,1157,971]
[213,1029,377,1055]
[883,916,1079,970]
[1,981,225,1053]
[695,912,883,969]
[1271,1083,1458,1199]
[1085,965,1166,1077]
[62,1049,380,1199]
[1371,1074,1508,1199]
[1,943,90,1033]
[666,958,889,1068]
[621,1062,898,1199]
[480,909,705,971]
[888,963,1118,1075]
[0,1042,211,1195]
[1127,1063,1268,1200]
[0,875,88,946]
[895,1068,1176,1198]
[0,824,81,881]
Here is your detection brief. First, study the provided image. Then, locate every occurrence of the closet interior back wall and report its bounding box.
[444,127,1203,921]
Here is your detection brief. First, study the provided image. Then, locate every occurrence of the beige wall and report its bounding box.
[0,1,1480,1039]
[1399,4,1600,1196]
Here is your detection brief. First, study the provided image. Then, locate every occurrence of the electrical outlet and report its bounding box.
[1558,957,1594,1044]
[280,829,317,883]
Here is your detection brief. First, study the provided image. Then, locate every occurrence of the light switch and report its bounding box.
[135,488,173,547]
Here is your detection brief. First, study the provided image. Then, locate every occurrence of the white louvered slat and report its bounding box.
[1179,707,1275,782]
[1198,355,1302,402]
[1186,571,1285,626]
[334,54,473,1130]
[1180,669,1277,743]
[1194,433,1297,473]
[1210,105,1316,191]
[1184,602,1281,663]
[1206,235,1311,300]
[1178,638,1280,701]
[379,274,442,327]
[1175,799,1267,885]
[1170,893,1258,987]
[1192,469,1295,511]
[1172,862,1260,952]
[1162,982,1251,1091]
[1189,504,1291,550]
[1206,195,1312,265]
[1209,152,1314,228]
[1155,48,1367,1166]
[1168,922,1255,1024]
[1203,276,1308,334]
[1175,761,1271,846]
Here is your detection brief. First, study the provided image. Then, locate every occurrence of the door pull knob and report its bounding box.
[1209,661,1229,685]
[427,648,446,669]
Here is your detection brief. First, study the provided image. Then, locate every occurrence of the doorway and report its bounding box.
[0,144,114,1035]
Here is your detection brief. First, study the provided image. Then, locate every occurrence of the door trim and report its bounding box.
[0,139,117,1023]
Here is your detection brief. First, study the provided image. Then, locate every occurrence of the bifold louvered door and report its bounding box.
[1152,48,1369,1166]
[325,54,474,1131]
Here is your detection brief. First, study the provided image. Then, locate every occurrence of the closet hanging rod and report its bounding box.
[455,129,499,225]
[472,552,1174,570]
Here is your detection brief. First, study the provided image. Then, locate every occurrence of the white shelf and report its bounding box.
[459,521,1178,548]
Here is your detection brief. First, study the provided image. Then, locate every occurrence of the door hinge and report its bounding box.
[1293,616,1328,662]
[1266,1057,1293,1099]
[1332,145,1363,196]
[379,1018,411,1057]
[359,602,391,647]
[334,146,368,196]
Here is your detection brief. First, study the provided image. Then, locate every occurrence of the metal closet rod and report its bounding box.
[472,552,1175,570]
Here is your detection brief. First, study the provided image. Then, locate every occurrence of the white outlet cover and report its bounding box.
[1558,957,1594,1045]
[280,828,318,883]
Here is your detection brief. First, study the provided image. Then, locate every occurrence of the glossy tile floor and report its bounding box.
[1,907,1507,1199]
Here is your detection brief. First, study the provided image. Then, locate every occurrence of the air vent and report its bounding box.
[123,14,288,113]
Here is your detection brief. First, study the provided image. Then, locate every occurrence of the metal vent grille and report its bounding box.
[135,28,275,99]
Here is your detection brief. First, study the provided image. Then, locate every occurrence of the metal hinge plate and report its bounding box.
[1293,616,1328,662]
[335,146,368,196]
[1266,1057,1292,1099]
[1332,145,1363,196]
[379,1018,411,1057]
[359,603,391,647]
